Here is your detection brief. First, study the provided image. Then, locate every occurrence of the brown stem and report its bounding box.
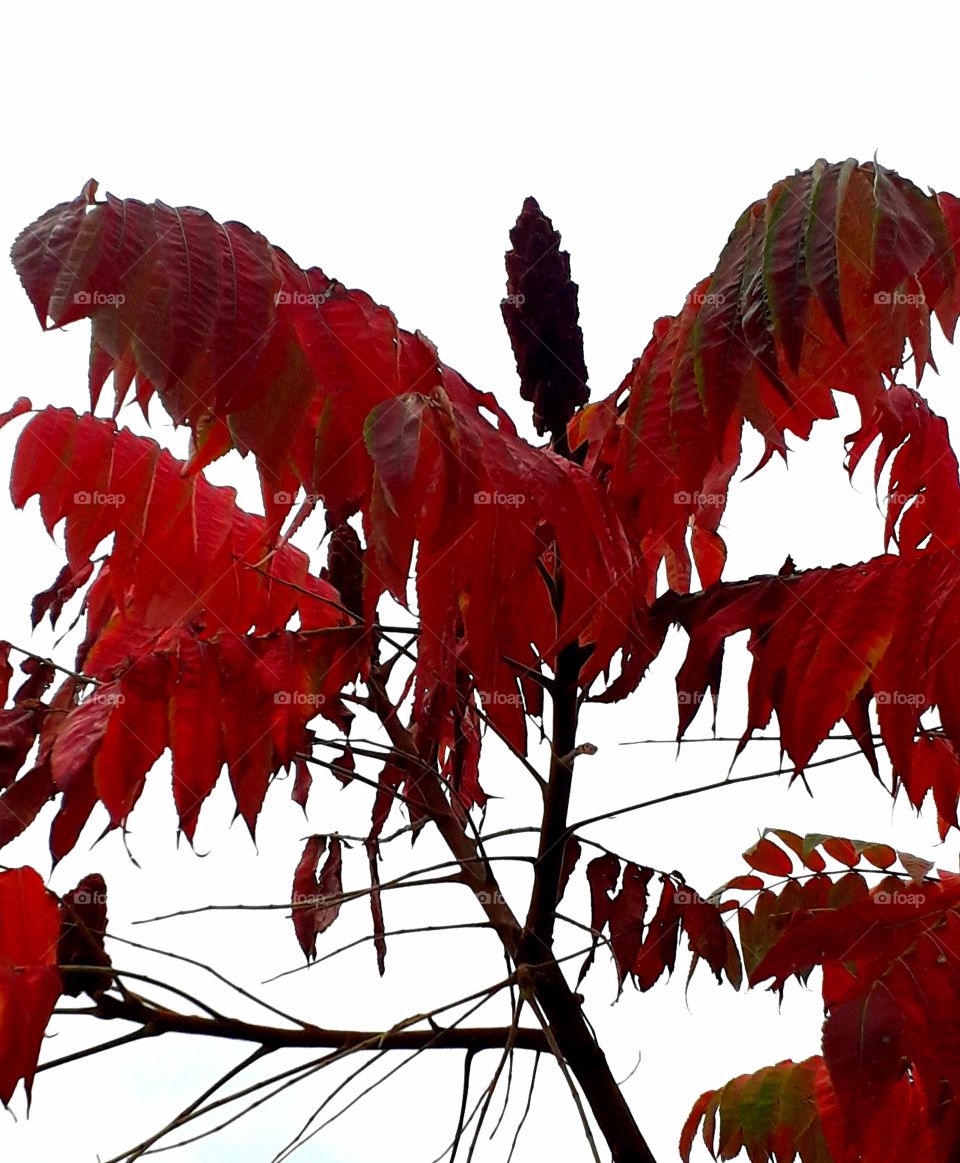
[522,639,583,955]
[367,655,658,1162]
[92,993,547,1054]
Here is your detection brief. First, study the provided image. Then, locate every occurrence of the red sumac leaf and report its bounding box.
[608,863,653,987]
[681,897,733,984]
[0,763,56,849]
[633,877,683,991]
[821,837,860,868]
[291,757,312,812]
[771,828,827,872]
[822,986,906,1140]
[0,867,61,1106]
[291,835,344,961]
[58,873,111,997]
[743,837,793,877]
[860,843,897,870]
[577,853,620,987]
[721,874,766,893]
[585,853,620,936]
[556,836,582,907]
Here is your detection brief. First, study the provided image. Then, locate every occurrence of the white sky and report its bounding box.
[3,2,960,1161]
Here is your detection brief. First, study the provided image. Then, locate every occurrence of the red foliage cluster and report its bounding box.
[5,159,960,1159]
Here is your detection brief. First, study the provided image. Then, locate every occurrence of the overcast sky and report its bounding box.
[3,3,960,1161]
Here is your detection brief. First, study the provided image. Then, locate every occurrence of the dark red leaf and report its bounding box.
[291,835,344,961]
[0,763,56,849]
[291,757,312,812]
[633,877,683,991]
[366,838,386,977]
[822,987,907,1142]
[608,863,653,987]
[556,837,582,906]
[577,853,620,986]
[58,873,112,997]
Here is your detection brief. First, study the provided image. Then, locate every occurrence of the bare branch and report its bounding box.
[88,989,548,1056]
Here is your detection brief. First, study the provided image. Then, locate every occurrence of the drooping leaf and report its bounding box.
[571,159,960,597]
[291,756,313,812]
[31,560,94,629]
[11,189,643,762]
[659,551,960,815]
[0,867,61,1106]
[6,411,367,850]
[577,853,620,986]
[366,837,387,977]
[291,835,344,961]
[556,836,582,906]
[632,876,683,991]
[607,862,653,987]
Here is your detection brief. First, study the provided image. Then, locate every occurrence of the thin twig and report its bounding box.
[5,641,98,684]
[506,1053,540,1163]
[37,1025,158,1073]
[263,921,490,984]
[464,995,525,1163]
[106,933,312,1029]
[570,747,879,834]
[110,1046,271,1163]
[269,991,501,1163]
[520,989,602,1163]
[619,732,877,745]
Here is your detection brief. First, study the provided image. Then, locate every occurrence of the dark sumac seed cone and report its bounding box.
[501,196,589,440]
